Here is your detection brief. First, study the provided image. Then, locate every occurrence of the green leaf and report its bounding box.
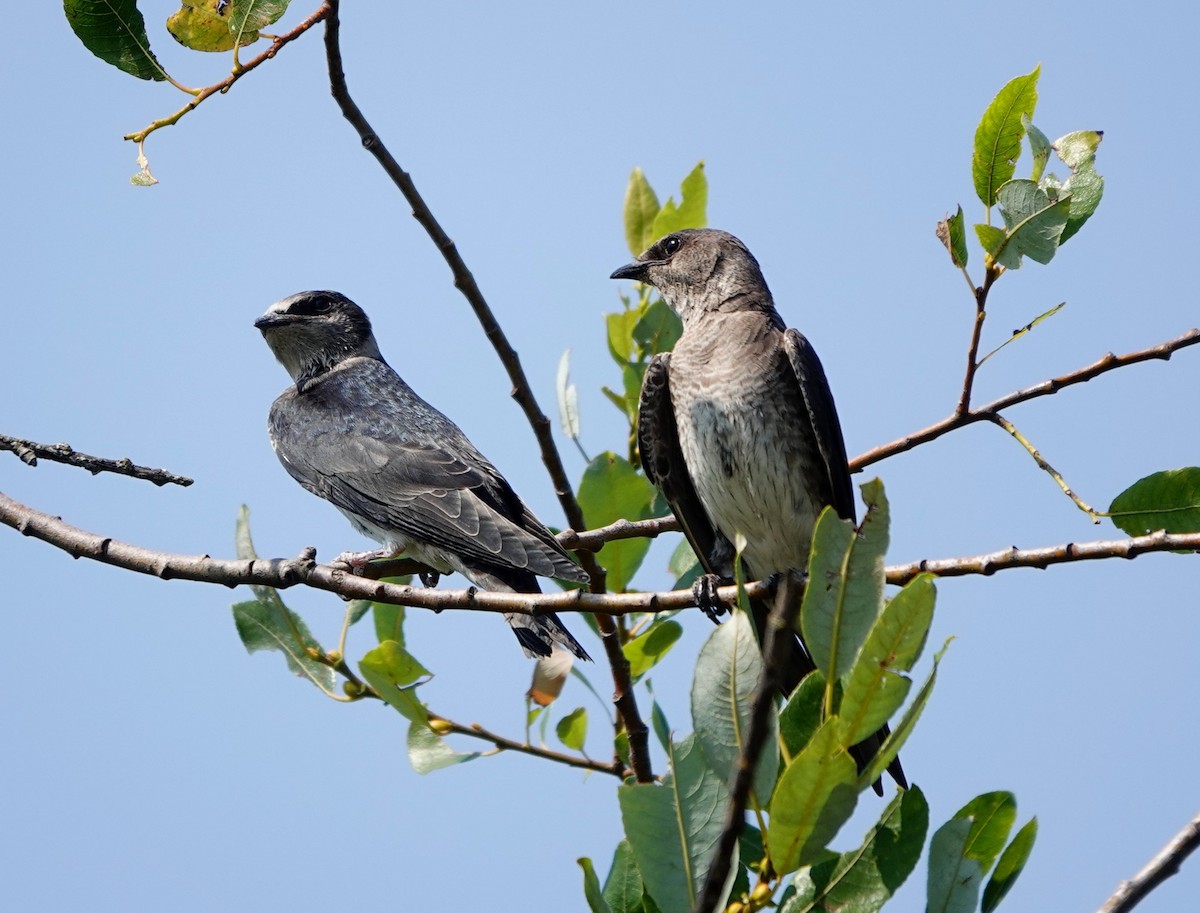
[578,452,657,591]
[167,1,258,52]
[624,168,661,256]
[955,792,1017,876]
[935,206,968,268]
[227,0,290,38]
[607,309,641,364]
[624,620,684,679]
[974,223,1007,258]
[346,600,372,626]
[973,66,1040,207]
[603,840,646,913]
[232,599,336,693]
[633,298,684,359]
[618,734,730,913]
[839,575,935,749]
[556,707,589,751]
[988,179,1071,268]
[768,722,860,876]
[1109,467,1200,536]
[1059,157,1104,244]
[650,162,708,239]
[982,817,1038,913]
[859,639,950,788]
[926,818,983,913]
[650,696,672,752]
[785,785,929,913]
[358,640,430,723]
[668,538,701,591]
[373,602,407,645]
[64,0,168,80]
[801,479,889,690]
[779,671,825,759]
[406,720,480,774]
[691,611,778,808]
[580,857,616,913]
[1053,129,1103,169]
[1023,115,1051,183]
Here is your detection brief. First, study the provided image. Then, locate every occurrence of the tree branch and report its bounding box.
[986,413,1100,521]
[123,4,332,144]
[955,265,999,415]
[320,2,652,782]
[853,327,1200,471]
[1098,808,1200,913]
[0,434,192,487]
[5,490,1198,613]
[427,714,625,778]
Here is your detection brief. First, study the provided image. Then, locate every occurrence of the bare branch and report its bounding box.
[0,434,193,487]
[955,265,999,415]
[1098,808,1200,913]
[123,4,332,144]
[854,327,1200,471]
[427,714,625,779]
[320,2,653,782]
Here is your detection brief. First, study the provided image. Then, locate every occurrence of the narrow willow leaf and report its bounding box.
[624,620,684,679]
[603,840,645,913]
[800,479,889,689]
[955,792,1017,875]
[232,600,336,693]
[167,2,259,52]
[786,785,929,913]
[407,721,480,774]
[64,0,169,80]
[578,452,657,591]
[556,707,589,751]
[779,672,825,759]
[977,302,1066,367]
[935,206,968,268]
[624,168,661,256]
[768,722,860,876]
[982,817,1038,913]
[927,818,983,913]
[650,697,671,752]
[651,162,708,240]
[618,735,730,913]
[691,611,778,808]
[839,574,935,748]
[557,348,582,440]
[373,603,406,645]
[359,640,430,723]
[973,66,1040,207]
[1109,467,1200,535]
[346,600,372,625]
[580,857,616,913]
[1022,115,1051,183]
[993,179,1071,268]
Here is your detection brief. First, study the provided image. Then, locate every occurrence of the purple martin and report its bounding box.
[611,229,904,789]
[255,290,590,661]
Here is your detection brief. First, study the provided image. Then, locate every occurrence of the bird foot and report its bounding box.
[418,570,441,587]
[692,574,729,623]
[331,548,392,574]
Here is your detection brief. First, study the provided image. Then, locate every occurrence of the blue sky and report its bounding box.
[3,3,1198,911]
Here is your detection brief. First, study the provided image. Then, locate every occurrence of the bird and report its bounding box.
[611,228,904,789]
[254,290,591,661]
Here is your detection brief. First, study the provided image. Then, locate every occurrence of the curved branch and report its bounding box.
[428,714,625,778]
[0,434,192,487]
[1098,808,1200,913]
[853,327,1200,471]
[123,4,332,144]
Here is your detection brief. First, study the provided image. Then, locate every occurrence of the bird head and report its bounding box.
[255,291,384,388]
[610,228,773,322]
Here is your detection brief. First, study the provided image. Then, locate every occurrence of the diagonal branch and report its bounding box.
[1098,808,1200,913]
[0,434,192,487]
[853,327,1200,471]
[320,1,652,782]
[427,714,625,778]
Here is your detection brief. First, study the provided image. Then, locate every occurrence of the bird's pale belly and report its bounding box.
[675,388,821,578]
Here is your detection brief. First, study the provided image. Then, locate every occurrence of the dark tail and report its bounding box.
[465,564,592,662]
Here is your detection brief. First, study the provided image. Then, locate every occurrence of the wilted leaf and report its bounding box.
[167,1,259,52]
[557,348,582,441]
[936,206,968,268]
[1023,115,1051,183]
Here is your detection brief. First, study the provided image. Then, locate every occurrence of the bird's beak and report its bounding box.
[610,261,650,282]
[254,313,291,331]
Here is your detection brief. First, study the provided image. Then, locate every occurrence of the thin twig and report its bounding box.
[693,572,805,913]
[427,714,625,778]
[955,265,999,416]
[321,2,651,782]
[123,4,332,144]
[1098,808,1200,913]
[0,434,193,487]
[987,413,1100,521]
[854,327,1200,471]
[5,490,1198,612]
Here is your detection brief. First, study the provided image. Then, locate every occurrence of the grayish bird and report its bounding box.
[611,228,904,789]
[255,290,590,661]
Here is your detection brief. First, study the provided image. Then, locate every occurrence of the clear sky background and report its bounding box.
[3,3,1198,912]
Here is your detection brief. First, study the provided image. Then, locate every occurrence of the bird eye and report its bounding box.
[663,236,682,255]
[291,295,335,317]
